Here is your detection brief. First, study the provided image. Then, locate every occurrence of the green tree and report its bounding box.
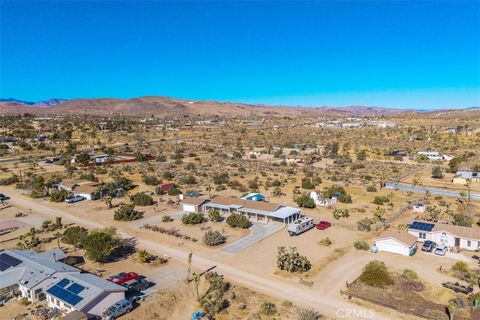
[50,189,69,202]
[83,227,117,262]
[62,226,88,251]
[432,166,444,179]
[129,192,154,206]
[207,208,221,222]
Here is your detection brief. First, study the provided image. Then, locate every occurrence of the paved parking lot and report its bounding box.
[222,222,284,253]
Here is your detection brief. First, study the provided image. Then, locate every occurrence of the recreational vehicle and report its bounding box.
[287,217,314,236]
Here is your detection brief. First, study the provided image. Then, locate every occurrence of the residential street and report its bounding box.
[0,187,393,320]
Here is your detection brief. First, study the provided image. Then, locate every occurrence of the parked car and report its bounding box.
[0,193,10,201]
[422,240,436,252]
[434,244,448,256]
[108,272,140,284]
[65,195,86,203]
[315,221,332,230]
[122,277,150,291]
[101,299,132,320]
[287,217,314,236]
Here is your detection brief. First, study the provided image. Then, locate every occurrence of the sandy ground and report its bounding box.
[2,185,477,320]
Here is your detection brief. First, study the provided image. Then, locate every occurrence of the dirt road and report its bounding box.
[1,186,398,320]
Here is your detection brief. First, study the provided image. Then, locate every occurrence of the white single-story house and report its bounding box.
[180,196,209,213]
[0,248,78,302]
[46,273,126,317]
[0,248,126,318]
[408,220,480,251]
[202,195,301,225]
[375,230,418,256]
[453,171,480,184]
[417,151,452,161]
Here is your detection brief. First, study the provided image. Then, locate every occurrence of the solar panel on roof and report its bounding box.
[0,260,9,271]
[0,253,22,268]
[409,221,434,232]
[67,283,85,294]
[56,278,70,288]
[47,285,83,306]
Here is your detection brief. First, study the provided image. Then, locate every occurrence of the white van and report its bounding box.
[287,217,314,236]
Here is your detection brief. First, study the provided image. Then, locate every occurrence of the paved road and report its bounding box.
[2,188,392,320]
[386,182,480,200]
[222,222,283,253]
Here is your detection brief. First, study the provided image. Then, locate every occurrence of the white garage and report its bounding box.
[375,230,417,256]
[180,196,208,213]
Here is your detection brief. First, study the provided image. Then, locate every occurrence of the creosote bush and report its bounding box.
[203,230,226,246]
[226,213,250,228]
[181,212,204,224]
[359,261,394,288]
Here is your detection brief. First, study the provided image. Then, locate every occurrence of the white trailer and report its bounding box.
[287,217,314,236]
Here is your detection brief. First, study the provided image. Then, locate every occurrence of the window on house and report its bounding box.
[419,232,426,239]
[467,240,471,247]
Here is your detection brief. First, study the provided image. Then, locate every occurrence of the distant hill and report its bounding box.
[0,96,478,118]
[0,98,67,108]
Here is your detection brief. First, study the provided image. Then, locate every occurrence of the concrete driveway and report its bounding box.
[222,222,284,253]
[132,211,185,228]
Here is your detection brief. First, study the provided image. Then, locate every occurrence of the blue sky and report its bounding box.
[1,1,479,109]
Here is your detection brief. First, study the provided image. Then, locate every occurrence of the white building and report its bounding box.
[375,230,418,256]
[46,273,126,317]
[180,196,208,213]
[0,248,78,301]
[309,191,337,207]
[408,220,480,251]
[417,151,453,161]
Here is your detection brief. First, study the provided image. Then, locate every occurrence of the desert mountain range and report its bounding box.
[0,96,478,119]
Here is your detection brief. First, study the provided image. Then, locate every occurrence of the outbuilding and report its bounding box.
[375,230,418,256]
[180,196,208,213]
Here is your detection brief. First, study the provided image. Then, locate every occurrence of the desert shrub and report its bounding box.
[296,195,316,208]
[181,212,204,224]
[451,261,478,284]
[366,185,377,192]
[207,209,221,222]
[203,230,226,246]
[259,302,277,316]
[323,185,351,203]
[333,209,349,220]
[162,215,173,222]
[359,261,394,288]
[402,269,418,281]
[297,308,322,320]
[354,241,369,250]
[137,249,153,263]
[357,218,373,232]
[213,173,229,185]
[0,174,19,185]
[167,187,181,196]
[226,213,250,228]
[318,237,332,246]
[50,189,69,202]
[431,166,444,179]
[200,272,230,315]
[301,178,315,189]
[129,192,154,206]
[277,246,311,273]
[114,204,143,221]
[373,196,390,205]
[79,173,97,181]
[142,175,160,186]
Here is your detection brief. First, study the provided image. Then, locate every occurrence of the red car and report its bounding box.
[315,221,332,230]
[108,272,139,284]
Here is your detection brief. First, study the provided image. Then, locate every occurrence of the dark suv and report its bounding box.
[422,240,436,252]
